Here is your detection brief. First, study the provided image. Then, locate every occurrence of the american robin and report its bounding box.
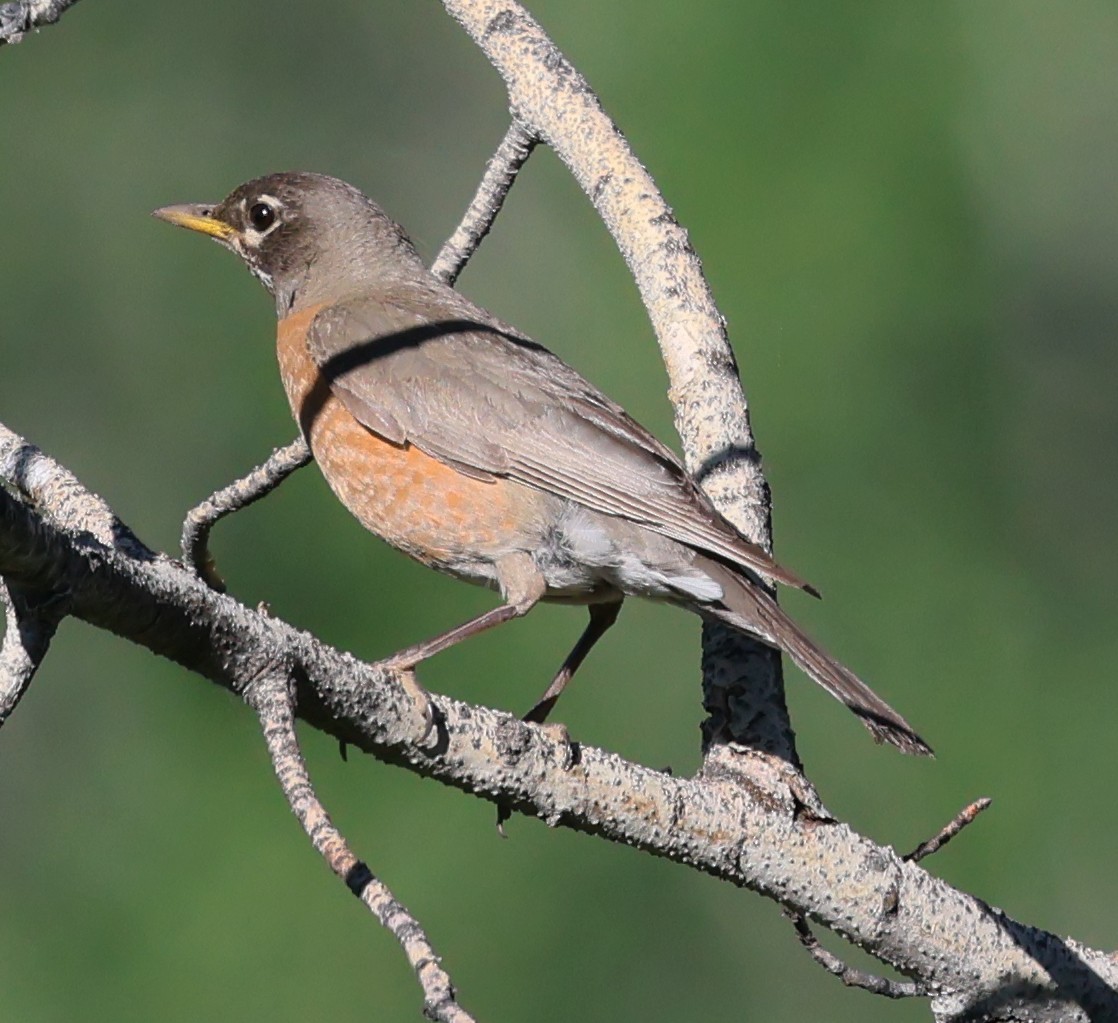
[153,172,930,755]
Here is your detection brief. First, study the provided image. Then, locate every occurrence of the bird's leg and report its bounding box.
[523,600,622,724]
[493,582,619,833]
[379,603,526,671]
[382,552,545,671]
[378,603,528,746]
[495,599,622,833]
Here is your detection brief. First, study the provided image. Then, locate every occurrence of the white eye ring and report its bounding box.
[242,193,283,240]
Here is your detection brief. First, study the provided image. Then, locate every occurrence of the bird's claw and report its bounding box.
[389,663,435,745]
[539,721,575,771]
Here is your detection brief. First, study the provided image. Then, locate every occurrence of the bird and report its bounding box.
[153,171,931,756]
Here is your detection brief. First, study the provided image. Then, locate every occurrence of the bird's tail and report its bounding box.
[697,558,932,756]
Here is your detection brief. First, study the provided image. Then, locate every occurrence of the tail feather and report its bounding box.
[699,559,932,756]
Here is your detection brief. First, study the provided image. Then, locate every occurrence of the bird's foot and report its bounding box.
[380,659,434,745]
[538,721,575,771]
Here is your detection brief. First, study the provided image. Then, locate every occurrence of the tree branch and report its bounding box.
[431,118,538,286]
[246,663,474,1023]
[181,437,311,590]
[905,798,993,865]
[786,910,928,1000]
[0,0,83,45]
[0,421,147,554]
[5,3,1115,1020]
[440,0,797,762]
[0,581,64,723]
[1,433,1116,1021]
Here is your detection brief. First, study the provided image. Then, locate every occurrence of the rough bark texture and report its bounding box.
[0,0,83,45]
[2,438,1116,1021]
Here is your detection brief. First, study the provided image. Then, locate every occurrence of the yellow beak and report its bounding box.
[151,203,236,240]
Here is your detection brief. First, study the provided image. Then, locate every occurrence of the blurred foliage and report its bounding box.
[2,2,1117,1021]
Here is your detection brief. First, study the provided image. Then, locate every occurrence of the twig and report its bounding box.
[0,581,64,725]
[181,437,311,590]
[244,665,476,1023]
[0,0,84,45]
[431,118,539,286]
[905,798,993,864]
[786,912,928,999]
[786,797,991,996]
[3,2,1108,1016]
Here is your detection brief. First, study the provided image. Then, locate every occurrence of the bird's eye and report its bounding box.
[248,202,276,231]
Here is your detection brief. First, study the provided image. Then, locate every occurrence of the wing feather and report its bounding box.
[306,285,814,592]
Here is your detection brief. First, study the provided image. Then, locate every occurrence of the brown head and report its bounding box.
[153,172,428,315]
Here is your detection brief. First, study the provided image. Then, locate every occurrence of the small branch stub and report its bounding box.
[906,798,992,864]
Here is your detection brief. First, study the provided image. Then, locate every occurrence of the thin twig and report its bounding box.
[431,119,538,286]
[905,798,993,864]
[785,912,928,999]
[244,666,475,1023]
[181,437,311,590]
[0,581,65,725]
[0,0,84,45]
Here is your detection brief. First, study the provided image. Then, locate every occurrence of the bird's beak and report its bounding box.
[151,203,236,240]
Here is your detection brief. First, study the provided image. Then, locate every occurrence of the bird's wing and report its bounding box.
[306,285,814,592]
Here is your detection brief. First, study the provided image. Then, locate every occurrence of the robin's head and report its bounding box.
[153,172,425,314]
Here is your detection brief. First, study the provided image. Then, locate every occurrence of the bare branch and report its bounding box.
[431,118,539,286]
[0,0,84,45]
[786,911,928,999]
[0,581,64,725]
[181,437,311,589]
[905,798,993,864]
[6,5,1112,1020]
[440,0,794,758]
[0,422,147,555]
[2,435,1116,1021]
[245,665,475,1023]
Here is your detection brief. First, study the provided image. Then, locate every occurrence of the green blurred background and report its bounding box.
[2,2,1116,1019]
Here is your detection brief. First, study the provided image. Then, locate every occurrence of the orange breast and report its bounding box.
[275,305,544,572]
